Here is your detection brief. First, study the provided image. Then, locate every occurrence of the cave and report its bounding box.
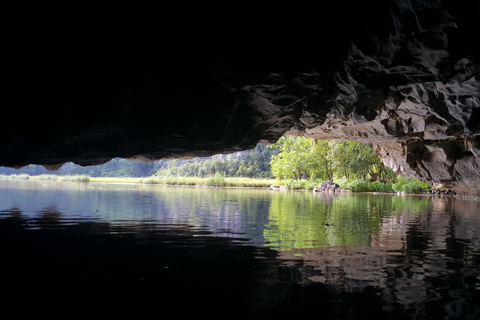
[3,1,480,196]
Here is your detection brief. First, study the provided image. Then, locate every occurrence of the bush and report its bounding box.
[142,177,161,184]
[205,172,226,187]
[333,177,354,190]
[36,174,59,180]
[277,177,430,193]
[393,176,431,193]
[348,180,371,192]
[370,181,394,192]
[333,178,394,192]
[63,175,90,182]
[281,179,321,190]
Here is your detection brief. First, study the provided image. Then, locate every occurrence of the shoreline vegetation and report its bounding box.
[0,139,437,194]
[0,134,435,194]
[0,173,276,188]
[0,173,433,194]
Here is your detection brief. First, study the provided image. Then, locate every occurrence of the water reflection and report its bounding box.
[271,194,480,318]
[264,192,432,250]
[0,180,479,319]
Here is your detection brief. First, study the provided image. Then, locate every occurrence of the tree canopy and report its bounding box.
[268,136,397,182]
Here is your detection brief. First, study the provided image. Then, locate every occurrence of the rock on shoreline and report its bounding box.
[313,181,350,193]
[424,189,457,196]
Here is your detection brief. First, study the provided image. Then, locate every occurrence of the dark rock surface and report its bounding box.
[313,181,343,193]
[3,1,480,194]
[425,188,457,196]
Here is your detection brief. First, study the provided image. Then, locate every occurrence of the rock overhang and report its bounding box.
[2,0,480,195]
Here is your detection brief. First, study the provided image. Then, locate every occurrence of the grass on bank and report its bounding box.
[90,175,275,188]
[88,174,431,193]
[274,176,431,194]
[0,174,91,182]
[0,173,275,188]
[141,174,275,188]
[0,172,431,193]
[90,177,141,184]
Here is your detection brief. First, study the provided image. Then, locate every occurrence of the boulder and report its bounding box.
[267,185,285,191]
[313,181,342,193]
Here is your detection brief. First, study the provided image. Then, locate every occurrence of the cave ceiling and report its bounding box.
[3,1,480,194]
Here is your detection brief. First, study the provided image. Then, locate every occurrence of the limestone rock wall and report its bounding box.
[229,1,480,195]
[3,1,479,195]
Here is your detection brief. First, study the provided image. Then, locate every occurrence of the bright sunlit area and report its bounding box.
[0,137,432,194]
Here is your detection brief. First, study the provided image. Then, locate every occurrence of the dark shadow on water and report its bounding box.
[0,208,479,320]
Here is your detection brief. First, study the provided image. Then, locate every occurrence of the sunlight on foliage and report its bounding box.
[268,137,397,182]
[269,136,430,193]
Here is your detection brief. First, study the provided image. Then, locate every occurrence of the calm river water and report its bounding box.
[0,180,479,319]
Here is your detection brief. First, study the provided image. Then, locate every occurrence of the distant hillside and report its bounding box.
[0,143,278,178]
[154,143,279,178]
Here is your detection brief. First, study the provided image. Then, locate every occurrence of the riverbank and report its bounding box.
[0,173,443,195]
[0,174,276,188]
[0,173,474,198]
[0,174,429,192]
[139,176,275,188]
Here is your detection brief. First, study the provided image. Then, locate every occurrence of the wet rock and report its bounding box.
[424,189,457,196]
[268,185,285,191]
[313,181,342,193]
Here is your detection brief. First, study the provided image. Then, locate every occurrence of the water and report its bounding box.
[0,180,479,319]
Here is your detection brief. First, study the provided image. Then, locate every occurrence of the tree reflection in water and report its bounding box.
[265,193,480,318]
[0,181,479,319]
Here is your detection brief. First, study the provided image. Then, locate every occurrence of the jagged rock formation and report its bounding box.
[3,1,480,195]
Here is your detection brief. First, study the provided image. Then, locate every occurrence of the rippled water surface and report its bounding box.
[1,180,479,319]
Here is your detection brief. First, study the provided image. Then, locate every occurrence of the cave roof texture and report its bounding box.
[3,1,480,195]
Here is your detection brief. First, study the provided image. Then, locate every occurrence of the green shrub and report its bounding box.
[205,172,226,187]
[393,176,431,193]
[370,181,394,192]
[63,174,90,182]
[37,174,59,180]
[333,178,394,192]
[333,177,354,190]
[282,179,319,190]
[348,180,370,192]
[284,179,302,189]
[142,177,161,184]
[278,177,429,193]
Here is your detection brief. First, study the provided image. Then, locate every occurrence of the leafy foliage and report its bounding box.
[268,136,318,180]
[268,137,430,193]
[268,137,397,182]
[393,176,431,193]
[205,172,227,187]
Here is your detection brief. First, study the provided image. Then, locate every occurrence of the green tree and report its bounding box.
[309,140,334,181]
[269,137,396,183]
[268,136,319,180]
